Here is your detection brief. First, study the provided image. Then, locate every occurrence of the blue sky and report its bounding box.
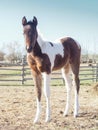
[0,0,98,53]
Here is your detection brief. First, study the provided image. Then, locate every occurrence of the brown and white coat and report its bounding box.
[22,16,81,123]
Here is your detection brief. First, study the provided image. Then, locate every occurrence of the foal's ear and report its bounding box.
[33,16,38,26]
[22,16,27,26]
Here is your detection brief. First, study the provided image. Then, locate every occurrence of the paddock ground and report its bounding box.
[0,85,98,130]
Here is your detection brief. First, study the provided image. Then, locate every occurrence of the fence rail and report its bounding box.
[0,60,98,86]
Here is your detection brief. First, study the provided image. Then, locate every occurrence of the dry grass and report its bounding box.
[0,85,98,130]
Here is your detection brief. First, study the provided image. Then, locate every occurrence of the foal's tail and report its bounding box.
[78,43,81,65]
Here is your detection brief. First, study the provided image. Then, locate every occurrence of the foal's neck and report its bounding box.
[37,33,45,48]
[32,33,45,57]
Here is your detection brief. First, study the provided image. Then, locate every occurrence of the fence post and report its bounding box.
[21,56,25,84]
[96,63,98,82]
[92,65,95,82]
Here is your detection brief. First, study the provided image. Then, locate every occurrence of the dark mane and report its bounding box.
[33,41,42,56]
[26,21,35,27]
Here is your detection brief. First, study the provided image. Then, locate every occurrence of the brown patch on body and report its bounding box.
[27,54,51,74]
[27,41,51,74]
[53,37,80,71]
[53,54,69,71]
[60,37,81,65]
[53,37,81,70]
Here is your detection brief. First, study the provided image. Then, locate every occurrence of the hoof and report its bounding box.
[63,111,68,117]
[64,114,68,117]
[74,114,78,118]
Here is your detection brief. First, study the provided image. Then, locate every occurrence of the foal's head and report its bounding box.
[22,16,38,53]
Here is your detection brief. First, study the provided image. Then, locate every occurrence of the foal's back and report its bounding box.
[52,37,81,71]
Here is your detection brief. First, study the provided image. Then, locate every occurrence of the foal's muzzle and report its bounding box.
[26,46,33,53]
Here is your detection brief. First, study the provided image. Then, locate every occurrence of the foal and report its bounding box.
[22,16,81,123]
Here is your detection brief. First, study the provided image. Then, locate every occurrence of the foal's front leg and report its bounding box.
[32,72,42,123]
[43,73,51,122]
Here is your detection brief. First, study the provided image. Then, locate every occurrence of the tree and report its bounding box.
[0,51,5,61]
[3,41,24,63]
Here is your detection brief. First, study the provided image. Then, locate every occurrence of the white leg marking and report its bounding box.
[34,98,41,123]
[43,73,51,122]
[73,76,79,117]
[62,69,72,116]
[74,90,79,117]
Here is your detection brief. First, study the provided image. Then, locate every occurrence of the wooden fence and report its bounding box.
[0,58,98,86]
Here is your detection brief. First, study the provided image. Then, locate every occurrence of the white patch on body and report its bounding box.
[37,34,64,70]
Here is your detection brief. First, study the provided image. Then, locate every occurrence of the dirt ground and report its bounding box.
[0,85,98,130]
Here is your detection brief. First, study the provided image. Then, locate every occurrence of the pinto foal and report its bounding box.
[22,16,81,123]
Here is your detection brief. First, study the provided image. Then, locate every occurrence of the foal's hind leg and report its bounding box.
[62,65,72,116]
[71,63,80,117]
